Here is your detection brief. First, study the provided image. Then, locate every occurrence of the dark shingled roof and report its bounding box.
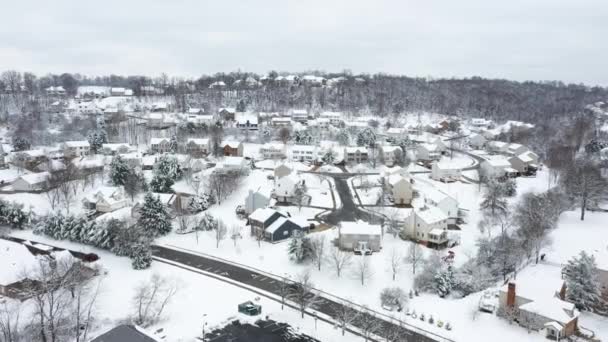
[91,325,158,342]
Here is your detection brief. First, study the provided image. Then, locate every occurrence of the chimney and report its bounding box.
[507,282,516,308]
[559,282,566,300]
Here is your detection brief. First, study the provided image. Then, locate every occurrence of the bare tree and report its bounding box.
[206,171,241,205]
[515,192,558,263]
[560,157,607,221]
[132,274,178,327]
[55,161,81,214]
[310,236,326,271]
[353,256,373,286]
[356,309,383,342]
[332,302,359,336]
[214,219,227,248]
[230,225,241,247]
[405,242,424,275]
[289,271,321,319]
[388,248,403,281]
[278,127,292,145]
[277,278,292,311]
[72,277,102,342]
[0,298,22,342]
[176,211,193,234]
[328,247,352,278]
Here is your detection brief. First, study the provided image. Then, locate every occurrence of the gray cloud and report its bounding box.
[1,0,607,85]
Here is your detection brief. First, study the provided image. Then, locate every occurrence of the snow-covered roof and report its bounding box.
[18,149,45,158]
[219,107,236,113]
[424,187,456,205]
[223,156,246,167]
[249,208,280,222]
[261,143,284,151]
[416,206,448,224]
[518,298,577,325]
[320,111,342,118]
[274,174,299,196]
[292,109,308,115]
[0,239,39,285]
[0,169,22,184]
[17,172,49,184]
[64,140,90,148]
[265,217,287,234]
[235,113,259,125]
[222,140,241,148]
[187,108,204,114]
[345,146,368,153]
[517,152,534,163]
[102,143,131,151]
[380,145,401,153]
[150,138,170,145]
[340,221,381,236]
[187,138,209,145]
[388,174,409,187]
[291,145,316,152]
[484,157,512,168]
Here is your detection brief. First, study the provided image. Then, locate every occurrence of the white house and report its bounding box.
[481,158,518,179]
[291,109,309,123]
[271,117,292,127]
[244,187,272,215]
[386,127,407,139]
[273,174,301,203]
[187,108,204,115]
[416,144,441,161]
[506,143,529,156]
[291,145,317,162]
[487,141,509,154]
[216,156,248,173]
[82,186,128,213]
[380,145,401,167]
[260,143,286,160]
[63,141,91,157]
[410,206,449,248]
[424,188,459,225]
[387,174,413,205]
[338,221,382,252]
[431,160,462,182]
[319,112,343,126]
[186,114,215,126]
[470,118,493,131]
[509,151,539,175]
[12,172,49,191]
[150,138,171,154]
[344,147,368,164]
[45,86,66,96]
[101,143,131,155]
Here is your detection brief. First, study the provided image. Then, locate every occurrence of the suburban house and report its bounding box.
[386,127,407,139]
[291,109,309,123]
[185,138,210,157]
[410,206,449,249]
[487,141,509,154]
[338,221,382,252]
[222,140,244,157]
[101,143,132,155]
[481,158,519,179]
[424,188,459,225]
[218,107,236,121]
[248,208,309,242]
[291,145,317,162]
[216,156,248,174]
[151,102,169,112]
[12,172,49,191]
[309,118,330,129]
[380,145,402,167]
[469,133,487,149]
[244,187,272,214]
[506,143,529,157]
[150,138,171,154]
[470,118,493,131]
[274,163,293,179]
[12,149,47,170]
[319,111,343,126]
[82,186,128,213]
[271,117,292,127]
[344,147,368,164]
[45,86,66,96]
[91,325,159,342]
[235,113,259,130]
[188,107,204,115]
[387,174,413,205]
[498,277,579,340]
[110,87,132,96]
[431,161,462,182]
[508,151,540,176]
[273,174,301,203]
[186,114,215,126]
[416,144,442,162]
[63,141,91,158]
[260,143,286,160]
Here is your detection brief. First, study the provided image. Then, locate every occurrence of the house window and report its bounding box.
[283,231,289,236]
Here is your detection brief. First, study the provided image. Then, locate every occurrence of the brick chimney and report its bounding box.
[507,282,516,307]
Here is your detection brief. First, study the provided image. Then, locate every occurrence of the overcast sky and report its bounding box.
[2,0,607,85]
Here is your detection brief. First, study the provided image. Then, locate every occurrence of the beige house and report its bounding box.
[260,143,286,160]
[150,138,171,154]
[12,172,49,191]
[403,207,449,249]
[344,147,368,164]
[380,145,401,167]
[416,144,442,161]
[387,174,413,205]
[186,138,210,157]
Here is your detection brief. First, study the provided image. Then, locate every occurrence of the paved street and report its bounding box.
[152,244,452,342]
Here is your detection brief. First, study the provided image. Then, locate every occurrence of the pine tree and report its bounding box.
[137,192,172,238]
[131,242,152,270]
[321,149,336,165]
[170,134,178,153]
[563,251,602,311]
[150,155,182,193]
[336,129,350,146]
[287,235,313,263]
[356,128,376,147]
[480,180,508,215]
[197,212,218,231]
[434,265,454,298]
[110,155,130,186]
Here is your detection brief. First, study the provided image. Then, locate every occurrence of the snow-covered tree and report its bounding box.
[294,130,313,145]
[336,129,350,146]
[480,180,508,216]
[434,265,454,298]
[150,155,182,193]
[321,149,336,165]
[131,242,152,270]
[124,171,147,201]
[406,242,424,275]
[137,192,172,238]
[187,193,215,213]
[356,127,376,147]
[197,212,218,231]
[109,155,130,186]
[169,134,178,153]
[515,192,558,263]
[87,128,107,154]
[380,287,407,310]
[0,199,30,229]
[287,234,314,263]
[11,136,30,151]
[563,251,603,311]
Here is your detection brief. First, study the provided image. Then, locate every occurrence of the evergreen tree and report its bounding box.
[336,129,350,146]
[287,234,313,263]
[150,155,182,193]
[197,212,218,231]
[356,128,376,147]
[563,251,603,311]
[321,149,336,165]
[137,192,172,238]
[124,171,147,201]
[434,265,454,298]
[131,242,152,270]
[87,129,108,154]
[110,155,130,186]
[169,134,178,153]
[11,136,30,151]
